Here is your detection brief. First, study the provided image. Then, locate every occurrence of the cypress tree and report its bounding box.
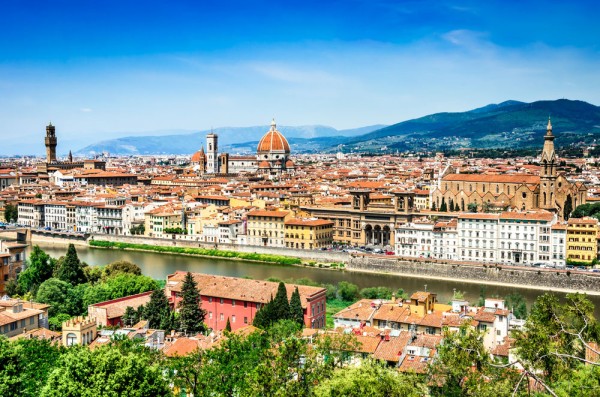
[440,198,447,212]
[289,287,304,327]
[253,296,274,329]
[178,272,206,335]
[55,244,86,286]
[225,317,231,332]
[122,306,137,327]
[272,282,290,321]
[144,289,171,330]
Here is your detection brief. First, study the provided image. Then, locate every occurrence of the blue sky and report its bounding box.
[1,0,600,155]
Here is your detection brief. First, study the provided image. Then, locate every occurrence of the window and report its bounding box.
[66,333,77,346]
[232,315,236,323]
[220,298,224,304]
[208,297,212,303]
[209,312,213,319]
[244,317,248,324]
[232,300,235,307]
[220,313,224,321]
[244,301,248,308]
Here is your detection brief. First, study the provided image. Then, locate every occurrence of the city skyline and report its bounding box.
[1,0,600,154]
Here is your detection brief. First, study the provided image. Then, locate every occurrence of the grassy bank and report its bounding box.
[326,298,355,328]
[89,240,302,266]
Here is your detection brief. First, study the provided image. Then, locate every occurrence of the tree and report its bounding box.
[4,203,17,222]
[40,346,172,397]
[315,360,428,397]
[122,306,140,327]
[102,260,141,281]
[36,278,75,317]
[55,244,86,286]
[144,289,172,330]
[272,282,291,321]
[440,197,448,212]
[504,292,527,319]
[253,297,275,328]
[563,195,574,220]
[225,317,232,332]
[17,245,55,294]
[468,202,479,212]
[178,272,206,334]
[336,281,360,301]
[360,286,392,299]
[289,287,304,327]
[0,337,63,397]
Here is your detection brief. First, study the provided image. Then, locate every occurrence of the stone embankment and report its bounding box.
[89,234,349,263]
[348,256,600,294]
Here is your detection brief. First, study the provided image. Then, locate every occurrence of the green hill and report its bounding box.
[342,99,600,153]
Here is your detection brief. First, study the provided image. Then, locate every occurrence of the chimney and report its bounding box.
[391,293,396,304]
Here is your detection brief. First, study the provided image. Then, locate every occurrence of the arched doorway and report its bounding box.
[364,225,373,245]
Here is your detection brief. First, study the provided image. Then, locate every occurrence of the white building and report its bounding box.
[457,213,499,263]
[432,219,458,260]
[17,200,45,228]
[44,202,68,230]
[550,223,567,267]
[395,221,435,258]
[218,220,243,244]
[497,212,555,265]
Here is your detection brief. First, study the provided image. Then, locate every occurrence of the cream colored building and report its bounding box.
[62,316,97,346]
[246,210,292,247]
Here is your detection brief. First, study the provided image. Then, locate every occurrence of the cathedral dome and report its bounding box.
[257,119,290,154]
[191,146,206,163]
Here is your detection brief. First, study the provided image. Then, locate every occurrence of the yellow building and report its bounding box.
[284,218,334,250]
[144,206,183,238]
[566,217,599,264]
[62,316,97,346]
[246,210,291,247]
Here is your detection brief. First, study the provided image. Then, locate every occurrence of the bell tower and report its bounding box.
[45,122,57,163]
[206,132,219,173]
[540,118,557,210]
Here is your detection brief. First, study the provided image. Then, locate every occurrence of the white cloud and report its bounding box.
[80,107,92,112]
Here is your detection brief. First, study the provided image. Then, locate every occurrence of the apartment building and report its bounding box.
[246,210,291,247]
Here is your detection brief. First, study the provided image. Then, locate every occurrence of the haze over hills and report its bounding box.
[75,124,386,156]
[75,99,600,156]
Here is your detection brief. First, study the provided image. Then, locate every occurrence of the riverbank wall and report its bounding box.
[31,233,89,246]
[347,256,600,294]
[89,234,349,263]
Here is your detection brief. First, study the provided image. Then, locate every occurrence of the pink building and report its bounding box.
[165,272,327,331]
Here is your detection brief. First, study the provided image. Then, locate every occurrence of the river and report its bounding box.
[32,242,600,311]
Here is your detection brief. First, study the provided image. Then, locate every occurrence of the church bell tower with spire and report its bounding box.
[540,118,557,210]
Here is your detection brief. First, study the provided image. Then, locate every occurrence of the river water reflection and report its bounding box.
[32,242,600,312]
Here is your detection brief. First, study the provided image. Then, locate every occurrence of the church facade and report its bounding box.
[190,119,294,177]
[430,120,587,220]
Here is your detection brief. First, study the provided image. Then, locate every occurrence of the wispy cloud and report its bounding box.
[80,107,92,112]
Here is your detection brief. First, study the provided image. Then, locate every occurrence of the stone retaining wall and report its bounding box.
[89,234,349,263]
[348,256,600,293]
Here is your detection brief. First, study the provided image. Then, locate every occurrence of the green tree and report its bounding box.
[272,282,291,321]
[253,297,275,328]
[563,195,574,220]
[289,287,304,327]
[504,292,527,319]
[55,244,86,286]
[0,337,63,397]
[83,266,102,284]
[4,203,17,222]
[144,289,172,330]
[468,202,479,212]
[102,260,141,281]
[360,286,392,299]
[122,306,140,327]
[314,360,428,397]
[36,278,75,317]
[178,272,206,334]
[225,317,232,332]
[440,197,448,212]
[336,281,360,301]
[17,245,55,294]
[40,346,171,397]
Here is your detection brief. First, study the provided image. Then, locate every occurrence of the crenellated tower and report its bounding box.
[45,123,57,163]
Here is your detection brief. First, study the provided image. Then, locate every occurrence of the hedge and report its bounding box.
[89,240,302,266]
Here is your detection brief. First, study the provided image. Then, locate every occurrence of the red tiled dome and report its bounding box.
[285,159,295,168]
[258,160,270,168]
[257,120,290,153]
[191,146,205,163]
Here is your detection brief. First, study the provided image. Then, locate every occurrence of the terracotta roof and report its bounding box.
[89,291,153,320]
[247,210,289,218]
[285,218,334,227]
[257,122,290,153]
[166,272,325,308]
[443,173,540,184]
[372,332,412,362]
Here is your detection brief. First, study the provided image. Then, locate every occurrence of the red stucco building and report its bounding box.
[165,272,327,331]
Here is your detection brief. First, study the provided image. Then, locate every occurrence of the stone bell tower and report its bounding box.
[45,122,57,163]
[540,117,557,211]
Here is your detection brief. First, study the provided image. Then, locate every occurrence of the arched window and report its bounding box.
[66,333,77,346]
